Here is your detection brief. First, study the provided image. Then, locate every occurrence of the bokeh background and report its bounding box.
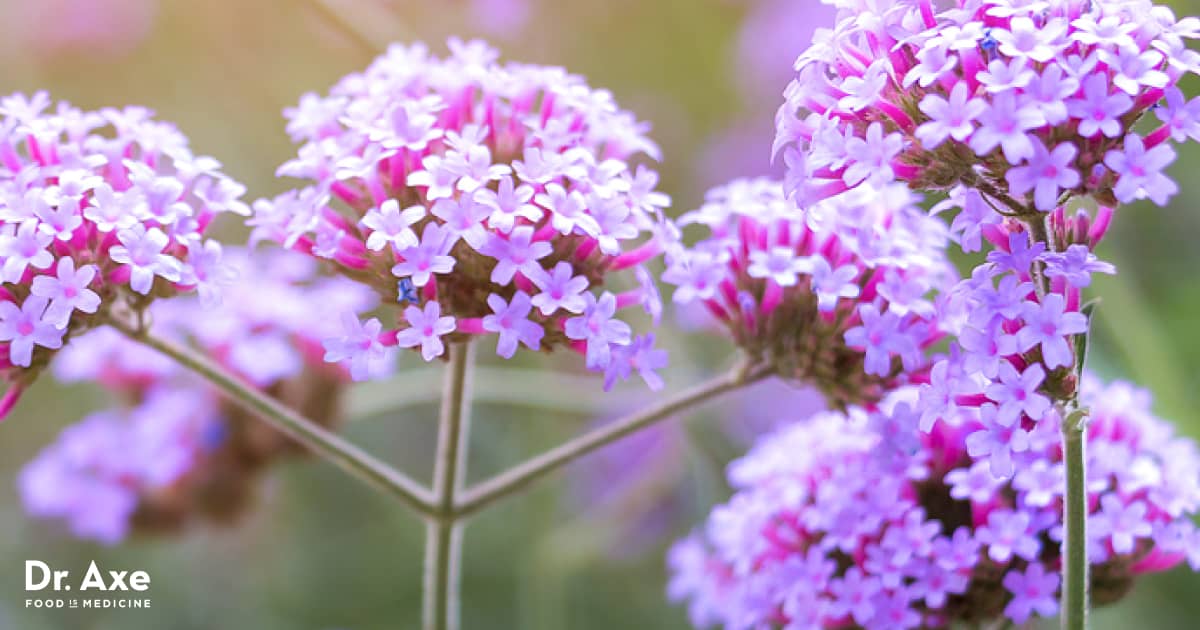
[1,0,1198,628]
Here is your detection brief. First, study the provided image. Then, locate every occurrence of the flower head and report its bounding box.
[253,40,673,385]
[664,178,953,407]
[0,94,246,415]
[21,248,374,543]
[775,0,1200,229]
[669,377,1200,629]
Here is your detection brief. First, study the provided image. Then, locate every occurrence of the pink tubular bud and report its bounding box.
[1089,207,1114,247]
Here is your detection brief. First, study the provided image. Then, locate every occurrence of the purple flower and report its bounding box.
[748,246,805,287]
[1002,563,1060,624]
[109,224,183,294]
[0,296,65,367]
[1105,133,1178,206]
[362,199,424,251]
[481,291,544,358]
[993,16,1066,62]
[808,258,861,312]
[1156,87,1200,142]
[978,509,1041,563]
[1005,139,1080,210]
[986,231,1045,276]
[30,257,101,327]
[323,313,389,381]
[1042,244,1117,288]
[868,590,922,630]
[1092,495,1153,555]
[916,82,986,148]
[34,197,84,240]
[473,175,540,234]
[903,41,957,88]
[1014,460,1063,508]
[0,219,54,282]
[965,403,1031,478]
[1016,293,1088,369]
[845,305,914,377]
[604,333,668,391]
[1067,74,1133,138]
[478,225,553,285]
[985,363,1050,426]
[564,292,632,370]
[396,302,457,361]
[959,320,1019,378]
[946,460,1005,503]
[1102,45,1169,95]
[969,91,1042,162]
[827,567,881,625]
[431,195,491,249]
[843,122,903,187]
[917,359,963,431]
[528,261,589,315]
[392,223,457,287]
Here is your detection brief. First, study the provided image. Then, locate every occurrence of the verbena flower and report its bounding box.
[927,211,1114,477]
[0,92,248,418]
[774,0,1200,218]
[663,178,954,407]
[19,248,374,543]
[252,39,675,390]
[668,378,1200,629]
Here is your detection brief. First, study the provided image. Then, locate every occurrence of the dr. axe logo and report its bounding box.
[26,560,150,592]
[24,560,153,611]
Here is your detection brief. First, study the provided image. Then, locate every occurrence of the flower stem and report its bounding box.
[1061,408,1090,630]
[109,317,437,517]
[1020,214,1090,629]
[454,362,772,519]
[424,342,474,630]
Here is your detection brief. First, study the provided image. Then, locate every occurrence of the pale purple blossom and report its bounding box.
[481,291,544,358]
[0,296,65,367]
[30,257,100,327]
[1042,245,1117,288]
[1105,134,1179,206]
[916,82,986,148]
[362,199,425,251]
[1016,293,1088,369]
[1005,140,1080,210]
[396,302,457,361]
[108,224,183,294]
[1002,564,1060,624]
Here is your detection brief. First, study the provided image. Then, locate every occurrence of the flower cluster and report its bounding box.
[252,39,674,389]
[668,379,1200,629]
[0,92,248,417]
[774,0,1200,214]
[664,178,954,407]
[19,248,373,543]
[927,209,1114,477]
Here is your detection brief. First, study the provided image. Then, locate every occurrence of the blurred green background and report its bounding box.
[1,0,1199,628]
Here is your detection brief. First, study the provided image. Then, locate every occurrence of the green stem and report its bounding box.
[1061,409,1090,630]
[1020,214,1090,629]
[454,363,772,519]
[109,317,437,517]
[423,342,474,630]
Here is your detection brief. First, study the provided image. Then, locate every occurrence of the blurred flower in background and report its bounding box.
[2,0,158,60]
[466,0,531,38]
[19,248,375,544]
[0,92,248,418]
